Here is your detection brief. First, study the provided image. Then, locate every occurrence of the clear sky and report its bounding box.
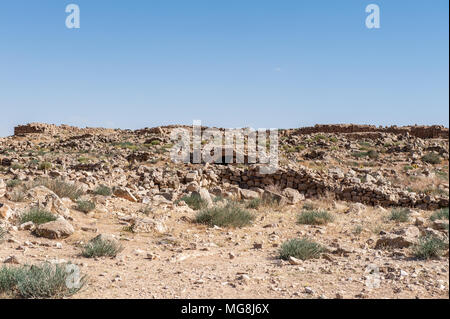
[0,0,448,137]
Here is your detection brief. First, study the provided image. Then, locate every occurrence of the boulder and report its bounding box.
[113,187,138,202]
[282,188,304,204]
[130,218,167,234]
[375,234,416,249]
[0,204,14,220]
[35,217,74,239]
[240,189,260,200]
[197,188,213,207]
[262,189,288,206]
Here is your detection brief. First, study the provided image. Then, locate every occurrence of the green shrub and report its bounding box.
[297,210,334,225]
[245,198,262,209]
[82,236,123,258]
[389,208,411,222]
[11,164,25,170]
[430,207,449,221]
[75,200,96,213]
[20,208,57,225]
[33,178,83,200]
[352,151,368,158]
[179,193,207,210]
[413,236,448,260]
[6,179,22,188]
[77,157,89,163]
[421,153,441,165]
[94,185,112,196]
[279,238,325,260]
[0,262,85,298]
[195,204,254,228]
[38,162,52,170]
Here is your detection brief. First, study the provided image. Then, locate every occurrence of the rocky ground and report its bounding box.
[0,122,448,299]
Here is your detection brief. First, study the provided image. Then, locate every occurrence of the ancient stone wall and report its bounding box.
[289,124,448,139]
[215,165,448,209]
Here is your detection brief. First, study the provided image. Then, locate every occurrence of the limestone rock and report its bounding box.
[0,179,6,197]
[35,217,74,239]
[282,188,304,204]
[240,189,260,200]
[0,204,14,220]
[113,187,138,202]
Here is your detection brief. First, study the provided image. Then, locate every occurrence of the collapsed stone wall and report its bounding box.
[288,124,449,139]
[216,165,449,210]
[14,123,57,136]
[13,123,117,137]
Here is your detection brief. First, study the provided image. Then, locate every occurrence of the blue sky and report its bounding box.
[0,0,448,137]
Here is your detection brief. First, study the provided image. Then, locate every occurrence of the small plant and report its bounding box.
[150,140,160,146]
[245,198,262,209]
[94,185,112,196]
[81,236,123,258]
[0,226,6,241]
[20,208,57,225]
[195,204,254,228]
[279,238,325,261]
[329,137,338,143]
[6,179,22,188]
[11,163,24,170]
[38,162,52,170]
[33,178,84,200]
[114,142,138,150]
[389,208,411,223]
[75,200,96,213]
[412,236,448,260]
[403,165,414,172]
[179,193,207,211]
[430,207,449,221]
[352,151,368,158]
[297,210,334,225]
[77,157,89,163]
[421,153,441,165]
[9,189,27,202]
[353,225,364,235]
[0,262,85,298]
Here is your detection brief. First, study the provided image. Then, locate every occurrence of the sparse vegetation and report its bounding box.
[421,153,441,164]
[6,179,22,188]
[0,226,6,241]
[195,204,254,228]
[33,178,84,200]
[297,210,334,225]
[20,208,57,225]
[389,208,411,222]
[9,189,27,202]
[75,200,96,213]
[38,161,52,170]
[279,238,325,261]
[245,198,262,209]
[0,262,85,298]
[94,185,112,196]
[353,225,364,235]
[412,236,448,260]
[82,236,123,258]
[430,207,449,221]
[179,193,207,210]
